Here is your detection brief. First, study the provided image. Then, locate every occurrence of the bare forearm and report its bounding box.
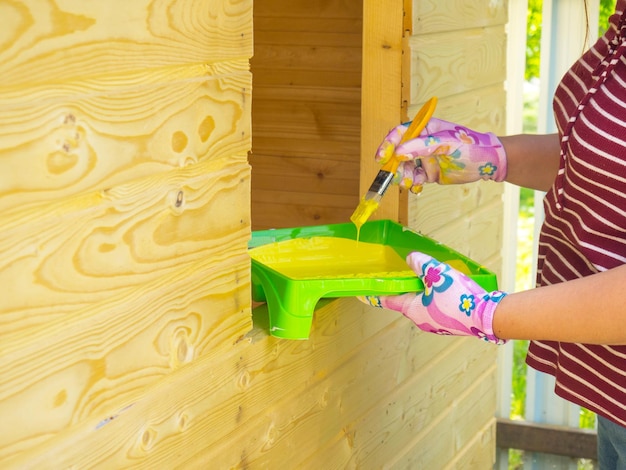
[499,133,561,191]
[493,264,626,345]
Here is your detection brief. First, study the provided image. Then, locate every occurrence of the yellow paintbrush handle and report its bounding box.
[380,96,438,173]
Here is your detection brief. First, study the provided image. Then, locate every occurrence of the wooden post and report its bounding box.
[360,0,404,222]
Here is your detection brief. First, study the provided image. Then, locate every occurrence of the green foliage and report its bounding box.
[525,0,616,81]
[598,0,615,36]
[525,0,543,81]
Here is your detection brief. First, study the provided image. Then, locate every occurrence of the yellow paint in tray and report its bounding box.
[249,237,415,280]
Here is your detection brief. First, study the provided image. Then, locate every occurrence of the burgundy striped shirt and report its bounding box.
[526,0,626,427]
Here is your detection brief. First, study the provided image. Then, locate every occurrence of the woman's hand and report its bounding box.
[376,118,508,192]
[360,252,508,345]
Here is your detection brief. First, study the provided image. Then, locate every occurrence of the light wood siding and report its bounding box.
[0,1,253,466]
[402,0,509,465]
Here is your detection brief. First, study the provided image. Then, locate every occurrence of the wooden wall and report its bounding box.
[250,0,363,230]
[0,0,254,466]
[2,0,508,468]
[405,0,507,275]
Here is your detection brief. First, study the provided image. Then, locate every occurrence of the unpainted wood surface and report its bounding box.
[358,0,405,223]
[0,63,251,213]
[6,297,498,469]
[250,0,363,230]
[0,0,253,465]
[398,0,509,466]
[411,0,507,34]
[0,0,252,87]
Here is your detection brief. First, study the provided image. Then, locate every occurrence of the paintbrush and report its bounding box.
[350,96,438,230]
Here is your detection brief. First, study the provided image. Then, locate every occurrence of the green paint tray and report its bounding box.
[249,219,497,340]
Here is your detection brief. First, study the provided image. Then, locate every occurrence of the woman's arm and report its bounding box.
[499,133,561,192]
[493,264,626,345]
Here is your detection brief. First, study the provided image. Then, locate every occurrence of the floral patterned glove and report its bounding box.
[376,117,507,193]
[360,252,508,345]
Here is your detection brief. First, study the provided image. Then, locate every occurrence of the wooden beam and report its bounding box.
[496,418,598,461]
[360,0,403,222]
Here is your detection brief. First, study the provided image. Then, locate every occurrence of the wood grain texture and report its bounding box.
[250,0,363,230]
[1,0,254,465]
[0,161,252,461]
[4,296,500,469]
[0,65,251,212]
[0,0,252,87]
[359,0,404,223]
[0,158,250,335]
[412,0,507,34]
[409,27,507,104]
[400,0,509,465]
[4,298,394,468]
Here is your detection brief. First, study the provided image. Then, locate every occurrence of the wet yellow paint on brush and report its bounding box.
[350,197,380,238]
[350,97,438,239]
[249,237,414,279]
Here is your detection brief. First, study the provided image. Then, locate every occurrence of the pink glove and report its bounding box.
[360,252,508,345]
[376,118,507,192]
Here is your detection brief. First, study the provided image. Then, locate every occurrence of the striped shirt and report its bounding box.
[526,0,626,427]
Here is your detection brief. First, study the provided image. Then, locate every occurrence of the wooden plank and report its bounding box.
[252,137,359,158]
[0,0,253,87]
[0,252,252,462]
[412,0,508,35]
[379,365,497,469]
[251,160,359,196]
[187,309,454,468]
[408,181,502,236]
[416,194,503,264]
[253,0,362,19]
[251,44,362,73]
[3,298,398,468]
[254,16,362,35]
[251,68,361,88]
[0,66,251,212]
[407,86,507,133]
[346,343,496,468]
[253,84,361,104]
[0,158,252,460]
[447,420,498,469]
[251,200,357,230]
[0,157,250,335]
[409,27,507,103]
[254,30,362,47]
[360,0,404,222]
[252,99,361,140]
[496,418,598,460]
